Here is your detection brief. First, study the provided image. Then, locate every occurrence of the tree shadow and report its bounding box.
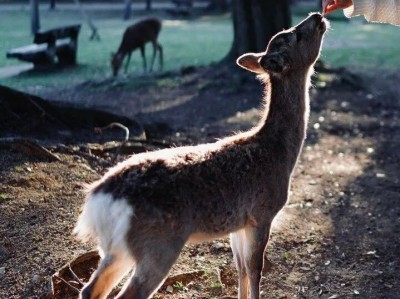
[112,66,262,139]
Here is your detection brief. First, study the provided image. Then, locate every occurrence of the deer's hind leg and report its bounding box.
[149,40,157,72]
[115,236,186,299]
[150,41,163,72]
[157,43,163,71]
[80,251,133,299]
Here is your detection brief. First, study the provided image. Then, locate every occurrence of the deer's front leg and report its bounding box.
[124,53,132,74]
[231,229,249,299]
[232,224,271,299]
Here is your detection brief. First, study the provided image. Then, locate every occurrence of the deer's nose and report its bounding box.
[312,13,324,24]
[310,13,327,32]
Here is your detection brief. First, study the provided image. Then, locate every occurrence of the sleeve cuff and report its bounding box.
[344,0,372,18]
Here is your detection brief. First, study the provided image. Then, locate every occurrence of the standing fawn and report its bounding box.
[111,17,163,76]
[75,13,328,299]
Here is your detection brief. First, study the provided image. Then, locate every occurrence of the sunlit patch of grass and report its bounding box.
[14,165,23,172]
[0,193,9,202]
[211,280,223,289]
[76,171,86,179]
[281,251,294,261]
[156,77,180,88]
[173,280,185,291]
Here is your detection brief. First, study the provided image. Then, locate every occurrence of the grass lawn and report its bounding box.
[0,5,399,90]
[0,9,232,89]
[318,16,400,69]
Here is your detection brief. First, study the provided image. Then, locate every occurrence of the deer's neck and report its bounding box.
[255,69,312,166]
[117,46,128,57]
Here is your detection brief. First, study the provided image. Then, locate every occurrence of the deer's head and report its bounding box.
[111,52,124,77]
[237,13,328,76]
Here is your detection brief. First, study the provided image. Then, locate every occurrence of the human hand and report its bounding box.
[322,0,353,15]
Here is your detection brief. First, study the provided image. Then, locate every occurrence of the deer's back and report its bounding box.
[120,18,162,51]
[90,139,290,237]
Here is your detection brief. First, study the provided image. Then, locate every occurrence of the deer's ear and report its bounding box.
[259,53,289,74]
[236,52,265,74]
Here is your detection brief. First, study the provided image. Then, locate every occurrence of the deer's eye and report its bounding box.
[296,32,303,43]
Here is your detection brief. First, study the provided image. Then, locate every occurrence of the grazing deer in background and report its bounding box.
[75,13,328,299]
[111,17,163,76]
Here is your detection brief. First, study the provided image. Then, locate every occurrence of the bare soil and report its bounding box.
[1,65,399,299]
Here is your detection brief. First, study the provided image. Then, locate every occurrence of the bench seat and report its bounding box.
[7,39,72,66]
[6,24,81,68]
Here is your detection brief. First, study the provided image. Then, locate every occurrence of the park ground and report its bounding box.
[0,2,400,299]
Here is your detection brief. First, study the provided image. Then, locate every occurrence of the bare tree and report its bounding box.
[73,0,100,40]
[226,0,291,61]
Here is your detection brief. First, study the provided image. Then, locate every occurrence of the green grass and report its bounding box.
[0,9,232,89]
[0,6,399,90]
[318,17,400,69]
[0,193,9,202]
[172,281,185,291]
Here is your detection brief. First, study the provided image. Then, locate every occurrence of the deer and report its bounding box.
[111,17,163,77]
[75,13,328,299]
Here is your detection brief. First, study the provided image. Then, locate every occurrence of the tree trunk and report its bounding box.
[30,0,40,35]
[123,0,132,20]
[49,0,56,10]
[226,0,291,61]
[146,0,152,11]
[207,0,229,12]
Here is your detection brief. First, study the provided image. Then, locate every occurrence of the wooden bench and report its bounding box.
[6,24,81,69]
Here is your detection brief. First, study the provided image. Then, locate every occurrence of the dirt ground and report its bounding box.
[0,64,399,299]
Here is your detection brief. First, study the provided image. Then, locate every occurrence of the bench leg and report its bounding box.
[57,46,77,66]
